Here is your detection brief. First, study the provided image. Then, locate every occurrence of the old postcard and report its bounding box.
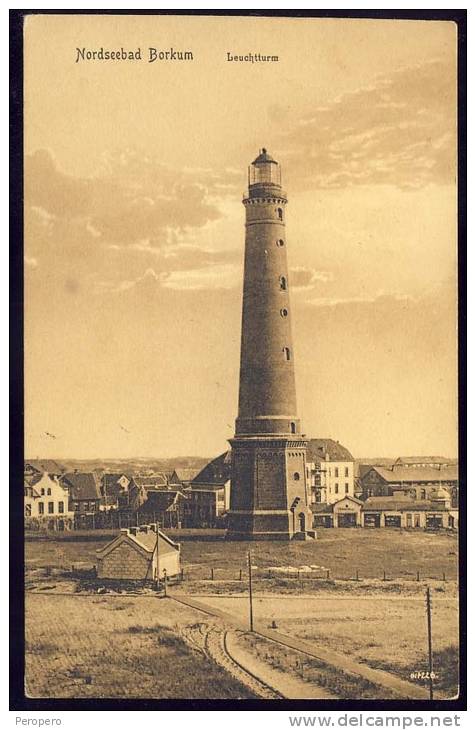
[17,11,463,708]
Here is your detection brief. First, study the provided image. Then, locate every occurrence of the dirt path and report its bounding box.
[170,593,429,700]
[179,622,281,699]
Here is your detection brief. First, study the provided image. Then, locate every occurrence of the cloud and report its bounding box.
[161,263,240,291]
[24,149,224,253]
[305,292,416,308]
[290,266,334,290]
[277,59,456,190]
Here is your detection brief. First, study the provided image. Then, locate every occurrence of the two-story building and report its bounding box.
[187,451,231,527]
[24,473,74,530]
[60,472,102,525]
[306,439,355,505]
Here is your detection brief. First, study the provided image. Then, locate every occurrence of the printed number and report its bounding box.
[410,671,438,680]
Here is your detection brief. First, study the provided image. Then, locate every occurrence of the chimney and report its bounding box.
[120,528,128,534]
[149,524,157,533]
[139,525,149,533]
[129,527,138,536]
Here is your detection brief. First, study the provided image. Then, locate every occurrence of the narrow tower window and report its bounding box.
[276,239,285,247]
[283,347,291,361]
[277,208,283,220]
[290,422,296,434]
[293,472,300,481]
[279,276,287,290]
[280,308,288,317]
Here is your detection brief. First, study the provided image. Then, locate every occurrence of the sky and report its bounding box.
[24,14,458,459]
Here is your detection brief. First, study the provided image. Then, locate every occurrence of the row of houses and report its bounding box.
[24,447,459,531]
[24,458,229,531]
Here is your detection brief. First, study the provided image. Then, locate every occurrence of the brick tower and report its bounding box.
[226,149,312,540]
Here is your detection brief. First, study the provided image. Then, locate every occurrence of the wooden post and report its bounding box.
[426,587,434,700]
[417,570,420,582]
[383,570,386,581]
[247,551,254,632]
[239,569,242,581]
[163,568,167,598]
[355,570,359,581]
[442,572,446,582]
[326,569,330,580]
[211,567,214,581]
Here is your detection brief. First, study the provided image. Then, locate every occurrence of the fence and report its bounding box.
[177,565,457,583]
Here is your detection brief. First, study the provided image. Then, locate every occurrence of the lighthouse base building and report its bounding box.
[227,436,312,540]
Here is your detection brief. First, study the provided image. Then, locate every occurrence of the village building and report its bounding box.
[24,459,66,479]
[394,456,456,469]
[312,495,363,528]
[360,464,458,507]
[311,489,457,529]
[24,473,74,530]
[100,473,133,511]
[96,524,181,581]
[306,439,355,505]
[138,489,187,528]
[362,491,458,529]
[60,472,102,525]
[187,451,231,527]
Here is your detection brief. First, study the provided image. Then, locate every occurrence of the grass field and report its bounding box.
[25,528,459,581]
[25,593,258,699]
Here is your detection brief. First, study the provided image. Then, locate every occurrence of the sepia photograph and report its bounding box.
[12,10,465,710]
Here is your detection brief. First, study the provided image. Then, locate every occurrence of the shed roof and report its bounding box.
[96,525,179,557]
[394,456,453,465]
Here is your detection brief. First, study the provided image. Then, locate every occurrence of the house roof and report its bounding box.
[61,473,102,500]
[192,451,231,485]
[170,468,201,483]
[97,525,179,557]
[311,504,333,514]
[140,489,185,512]
[134,474,169,488]
[25,459,66,475]
[24,473,42,488]
[394,456,454,465]
[366,466,458,483]
[307,439,354,463]
[102,473,131,496]
[363,497,448,512]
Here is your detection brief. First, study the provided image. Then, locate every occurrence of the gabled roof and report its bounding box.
[96,525,179,557]
[366,466,458,483]
[140,489,186,512]
[363,497,449,512]
[24,473,42,488]
[192,451,231,486]
[170,468,201,483]
[307,439,354,463]
[134,474,169,488]
[25,459,66,475]
[102,473,131,497]
[61,473,102,500]
[394,456,453,466]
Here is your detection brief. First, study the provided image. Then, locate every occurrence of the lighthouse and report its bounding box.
[226,149,312,540]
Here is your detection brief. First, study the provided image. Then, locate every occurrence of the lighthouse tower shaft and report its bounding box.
[226,150,312,541]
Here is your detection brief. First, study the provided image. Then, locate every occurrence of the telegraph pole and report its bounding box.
[247,551,254,632]
[155,522,160,591]
[426,587,434,700]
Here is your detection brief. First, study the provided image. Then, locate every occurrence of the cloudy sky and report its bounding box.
[24,15,458,459]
